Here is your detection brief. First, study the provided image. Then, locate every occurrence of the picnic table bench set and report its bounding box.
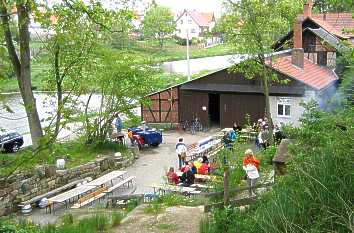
[20,170,135,214]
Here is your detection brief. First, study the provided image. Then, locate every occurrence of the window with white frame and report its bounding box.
[180,20,183,24]
[277,97,291,117]
[188,19,192,24]
[191,29,196,33]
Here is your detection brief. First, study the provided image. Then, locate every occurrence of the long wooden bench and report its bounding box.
[71,186,108,209]
[104,176,135,194]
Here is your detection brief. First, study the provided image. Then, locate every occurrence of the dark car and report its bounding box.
[0,131,24,153]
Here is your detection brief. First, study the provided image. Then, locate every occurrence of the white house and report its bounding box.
[174,10,215,39]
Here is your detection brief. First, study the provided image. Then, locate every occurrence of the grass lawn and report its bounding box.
[0,39,235,93]
[128,39,235,63]
[0,140,128,177]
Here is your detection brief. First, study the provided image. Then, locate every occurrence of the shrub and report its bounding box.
[61,213,74,225]
[111,212,124,227]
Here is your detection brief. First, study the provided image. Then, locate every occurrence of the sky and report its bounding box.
[45,0,225,17]
[151,0,224,16]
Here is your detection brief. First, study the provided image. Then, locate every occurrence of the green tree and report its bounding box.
[222,0,302,141]
[313,0,354,12]
[0,0,45,148]
[142,4,175,48]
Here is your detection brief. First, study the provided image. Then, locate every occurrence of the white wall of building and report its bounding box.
[175,13,201,39]
[269,89,316,127]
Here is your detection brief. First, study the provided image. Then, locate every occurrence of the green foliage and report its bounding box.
[61,213,74,226]
[143,202,164,215]
[111,212,124,227]
[203,103,354,233]
[142,5,176,48]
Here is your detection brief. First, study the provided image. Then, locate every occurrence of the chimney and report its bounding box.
[292,16,304,68]
[303,0,313,18]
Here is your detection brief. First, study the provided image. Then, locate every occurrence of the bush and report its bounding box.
[61,213,74,225]
[203,104,354,233]
[111,211,124,227]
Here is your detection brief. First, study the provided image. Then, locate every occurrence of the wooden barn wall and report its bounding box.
[220,93,266,128]
[190,69,259,86]
[185,69,304,90]
[179,90,209,127]
[142,87,179,123]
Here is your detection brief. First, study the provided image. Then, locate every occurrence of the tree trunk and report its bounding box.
[261,70,274,145]
[17,3,43,148]
[53,44,62,139]
[1,2,43,148]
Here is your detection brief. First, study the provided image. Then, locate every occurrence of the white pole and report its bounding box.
[186,28,191,81]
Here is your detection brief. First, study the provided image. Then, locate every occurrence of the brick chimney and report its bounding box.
[292,16,304,68]
[303,0,313,18]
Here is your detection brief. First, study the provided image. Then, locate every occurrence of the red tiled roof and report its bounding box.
[304,13,354,38]
[267,56,338,90]
[188,11,212,27]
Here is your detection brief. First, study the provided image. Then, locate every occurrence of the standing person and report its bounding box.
[115,116,123,133]
[242,149,260,197]
[176,138,187,170]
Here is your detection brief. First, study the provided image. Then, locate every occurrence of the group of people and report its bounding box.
[166,138,211,187]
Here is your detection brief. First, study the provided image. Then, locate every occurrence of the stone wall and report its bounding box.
[0,151,136,216]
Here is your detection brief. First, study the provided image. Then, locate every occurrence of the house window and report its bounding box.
[277,97,291,117]
[191,29,196,33]
[188,19,192,24]
[180,20,183,24]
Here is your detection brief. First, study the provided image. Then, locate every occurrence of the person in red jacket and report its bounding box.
[198,162,209,175]
[166,167,179,185]
[242,149,260,197]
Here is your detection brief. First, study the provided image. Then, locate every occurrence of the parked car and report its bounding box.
[0,131,24,153]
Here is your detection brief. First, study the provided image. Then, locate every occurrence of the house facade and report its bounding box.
[174,10,215,39]
[142,0,351,128]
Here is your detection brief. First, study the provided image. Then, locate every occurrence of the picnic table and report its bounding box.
[47,170,127,213]
[85,170,127,187]
[48,185,95,212]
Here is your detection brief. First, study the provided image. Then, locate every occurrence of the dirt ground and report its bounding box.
[113,204,204,233]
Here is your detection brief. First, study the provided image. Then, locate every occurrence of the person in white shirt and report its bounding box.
[175,137,187,170]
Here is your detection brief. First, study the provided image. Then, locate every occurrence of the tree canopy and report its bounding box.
[142,4,176,48]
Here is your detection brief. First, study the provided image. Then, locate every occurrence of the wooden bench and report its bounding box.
[190,183,213,190]
[71,186,108,209]
[20,178,88,208]
[104,176,135,194]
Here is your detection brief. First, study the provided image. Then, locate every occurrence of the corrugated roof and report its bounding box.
[267,56,338,90]
[306,27,347,51]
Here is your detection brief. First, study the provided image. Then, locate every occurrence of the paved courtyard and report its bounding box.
[126,129,220,194]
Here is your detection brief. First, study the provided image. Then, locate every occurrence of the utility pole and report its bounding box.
[186,28,191,81]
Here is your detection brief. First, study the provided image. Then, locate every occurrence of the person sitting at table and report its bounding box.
[193,158,203,172]
[202,155,209,163]
[223,129,237,150]
[166,167,179,185]
[233,122,242,133]
[180,166,195,187]
[188,161,197,175]
[180,162,189,173]
[198,161,209,175]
